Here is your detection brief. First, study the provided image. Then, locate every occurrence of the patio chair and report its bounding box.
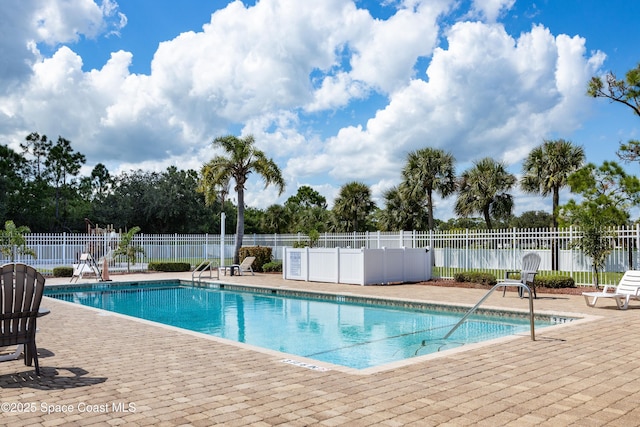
[501,252,541,298]
[0,263,46,375]
[582,270,640,309]
[222,256,256,276]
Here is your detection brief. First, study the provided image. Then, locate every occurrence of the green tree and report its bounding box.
[44,136,86,230]
[89,163,112,200]
[377,185,429,231]
[508,211,554,229]
[20,132,51,179]
[438,217,486,230]
[521,139,585,228]
[285,185,327,209]
[243,206,265,234]
[402,148,456,230]
[0,145,29,222]
[284,186,330,234]
[261,204,290,234]
[94,167,218,233]
[114,226,145,273]
[454,158,516,229]
[588,62,640,117]
[561,161,640,288]
[0,220,37,262]
[199,135,285,263]
[332,181,376,232]
[588,63,640,162]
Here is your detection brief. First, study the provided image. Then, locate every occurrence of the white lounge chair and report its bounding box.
[582,270,640,309]
[222,256,256,276]
[501,252,541,298]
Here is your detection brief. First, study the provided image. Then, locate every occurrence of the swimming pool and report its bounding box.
[45,281,569,370]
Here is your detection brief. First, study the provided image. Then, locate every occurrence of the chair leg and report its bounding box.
[28,341,40,375]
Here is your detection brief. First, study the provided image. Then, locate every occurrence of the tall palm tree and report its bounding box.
[520,139,585,228]
[200,135,285,263]
[455,158,516,229]
[332,181,376,232]
[402,148,456,230]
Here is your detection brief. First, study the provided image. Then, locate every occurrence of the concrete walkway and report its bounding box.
[2,272,639,426]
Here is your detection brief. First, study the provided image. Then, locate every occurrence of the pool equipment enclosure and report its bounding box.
[283,247,432,285]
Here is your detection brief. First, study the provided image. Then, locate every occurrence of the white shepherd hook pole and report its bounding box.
[220,212,225,268]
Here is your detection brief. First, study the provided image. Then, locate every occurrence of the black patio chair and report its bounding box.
[1,263,46,375]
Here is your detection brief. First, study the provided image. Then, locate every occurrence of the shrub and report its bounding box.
[148,262,191,272]
[507,273,575,288]
[535,275,575,289]
[238,246,272,272]
[454,271,497,286]
[53,266,73,277]
[262,260,282,273]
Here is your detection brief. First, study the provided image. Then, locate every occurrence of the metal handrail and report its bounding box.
[443,282,535,341]
[192,260,219,283]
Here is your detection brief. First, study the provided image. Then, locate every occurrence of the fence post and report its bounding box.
[512,227,516,269]
[62,232,67,265]
[336,247,341,283]
[569,226,574,278]
[305,246,310,282]
[636,223,640,270]
[465,229,469,271]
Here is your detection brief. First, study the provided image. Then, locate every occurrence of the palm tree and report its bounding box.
[402,148,456,230]
[332,182,376,232]
[200,135,285,263]
[378,185,429,231]
[114,226,144,273]
[454,158,516,229]
[520,139,585,228]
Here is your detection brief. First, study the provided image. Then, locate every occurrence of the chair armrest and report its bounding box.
[505,270,520,279]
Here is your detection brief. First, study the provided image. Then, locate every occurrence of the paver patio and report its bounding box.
[2,272,640,426]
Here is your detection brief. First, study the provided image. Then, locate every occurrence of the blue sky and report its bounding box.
[1,0,638,220]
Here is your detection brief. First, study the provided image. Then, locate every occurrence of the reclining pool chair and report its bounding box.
[0,263,46,375]
[501,252,541,298]
[222,256,256,276]
[582,270,640,309]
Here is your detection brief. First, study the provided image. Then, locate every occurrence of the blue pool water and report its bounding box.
[45,281,563,369]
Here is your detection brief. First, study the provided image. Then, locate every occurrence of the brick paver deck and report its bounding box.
[2,272,639,426]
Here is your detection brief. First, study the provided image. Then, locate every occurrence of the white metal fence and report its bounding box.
[3,226,639,285]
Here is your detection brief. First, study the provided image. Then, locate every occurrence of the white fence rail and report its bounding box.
[3,226,639,285]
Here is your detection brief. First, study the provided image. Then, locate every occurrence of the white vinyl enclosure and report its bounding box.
[282,247,432,285]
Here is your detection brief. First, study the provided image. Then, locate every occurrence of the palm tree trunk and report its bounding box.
[234,187,245,264]
[483,207,492,230]
[551,188,560,270]
[427,190,434,231]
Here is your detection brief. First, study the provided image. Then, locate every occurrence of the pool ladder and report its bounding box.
[192,260,220,284]
[443,282,536,341]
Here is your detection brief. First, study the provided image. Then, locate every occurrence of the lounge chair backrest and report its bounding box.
[520,253,541,285]
[616,270,640,295]
[240,257,255,269]
[0,263,45,348]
